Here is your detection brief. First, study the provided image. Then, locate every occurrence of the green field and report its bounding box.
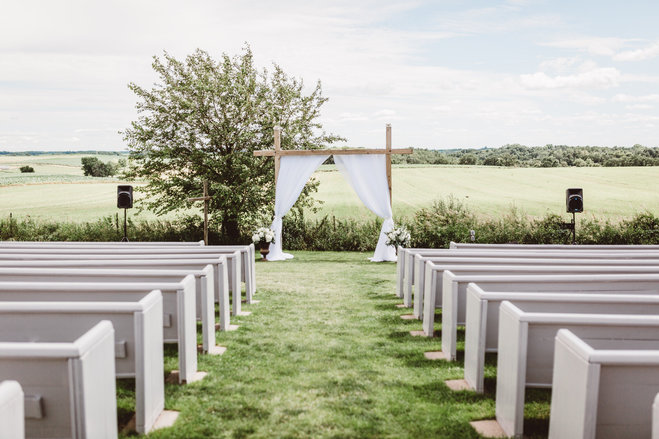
[0,154,657,222]
[310,165,658,220]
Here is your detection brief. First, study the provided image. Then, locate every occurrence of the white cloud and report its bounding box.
[625,104,653,110]
[520,68,621,90]
[613,94,659,103]
[542,37,633,56]
[614,41,659,61]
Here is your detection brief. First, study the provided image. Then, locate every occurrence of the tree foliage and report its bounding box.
[392,144,659,167]
[81,157,118,177]
[122,46,343,240]
[19,165,34,173]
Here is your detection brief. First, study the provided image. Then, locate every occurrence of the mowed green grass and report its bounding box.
[310,165,659,220]
[0,154,656,222]
[118,252,549,439]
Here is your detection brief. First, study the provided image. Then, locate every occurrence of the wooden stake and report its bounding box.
[187,180,211,245]
[386,123,392,206]
[274,126,281,187]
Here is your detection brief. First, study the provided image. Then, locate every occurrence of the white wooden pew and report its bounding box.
[0,380,23,439]
[449,242,659,250]
[0,292,163,434]
[0,258,231,332]
[0,242,256,303]
[0,250,240,316]
[421,261,659,330]
[0,321,117,439]
[496,301,659,438]
[0,267,219,353]
[412,250,659,314]
[464,284,659,393]
[441,273,659,361]
[0,279,197,383]
[549,329,659,439]
[405,249,659,311]
[0,248,244,314]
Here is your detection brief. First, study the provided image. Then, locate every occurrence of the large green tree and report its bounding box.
[123,46,342,240]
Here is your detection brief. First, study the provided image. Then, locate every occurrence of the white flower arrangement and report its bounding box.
[252,227,275,246]
[385,226,411,249]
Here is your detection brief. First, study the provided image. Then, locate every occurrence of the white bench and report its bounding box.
[0,292,163,434]
[496,301,659,438]
[449,242,659,250]
[406,249,659,311]
[421,261,659,330]
[0,248,244,314]
[549,329,659,439]
[0,320,117,439]
[0,250,240,317]
[0,380,23,439]
[441,273,659,361]
[0,267,219,353]
[0,242,256,303]
[0,278,197,383]
[0,258,231,332]
[464,284,659,393]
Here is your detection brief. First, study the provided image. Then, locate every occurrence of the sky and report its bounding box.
[1,0,659,151]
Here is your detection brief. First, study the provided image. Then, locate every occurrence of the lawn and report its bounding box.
[122,252,549,438]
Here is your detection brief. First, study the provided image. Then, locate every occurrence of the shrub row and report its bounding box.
[1,200,657,247]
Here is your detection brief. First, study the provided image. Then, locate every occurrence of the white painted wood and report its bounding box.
[406,248,659,319]
[421,260,659,334]
[464,284,659,393]
[0,241,255,301]
[0,380,24,439]
[0,320,117,439]
[441,273,659,361]
[0,253,233,329]
[0,292,163,434]
[496,302,659,438]
[0,247,244,312]
[0,266,217,353]
[449,242,659,250]
[0,277,197,384]
[550,329,659,439]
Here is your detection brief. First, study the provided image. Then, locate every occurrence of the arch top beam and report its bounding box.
[253,148,413,157]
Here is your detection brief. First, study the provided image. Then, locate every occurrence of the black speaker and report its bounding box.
[566,188,583,213]
[117,185,133,209]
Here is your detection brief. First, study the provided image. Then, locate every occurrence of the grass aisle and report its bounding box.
[139,251,543,438]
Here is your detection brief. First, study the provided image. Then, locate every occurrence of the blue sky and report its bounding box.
[1,0,659,151]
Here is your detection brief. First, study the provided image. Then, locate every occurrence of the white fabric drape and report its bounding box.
[334,154,396,262]
[267,154,329,261]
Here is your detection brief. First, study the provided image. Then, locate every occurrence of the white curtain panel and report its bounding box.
[267,154,329,261]
[334,154,396,262]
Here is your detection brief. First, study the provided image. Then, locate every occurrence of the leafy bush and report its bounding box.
[81,157,118,177]
[0,202,656,247]
[19,165,34,173]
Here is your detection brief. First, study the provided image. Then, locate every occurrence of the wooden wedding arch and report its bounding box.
[253,124,413,204]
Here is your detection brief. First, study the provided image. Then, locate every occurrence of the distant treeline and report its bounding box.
[391,144,659,167]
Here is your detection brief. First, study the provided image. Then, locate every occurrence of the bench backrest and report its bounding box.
[550,329,659,439]
[0,320,117,438]
[0,380,23,439]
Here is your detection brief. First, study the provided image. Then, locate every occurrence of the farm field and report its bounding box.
[0,154,657,222]
[310,165,658,221]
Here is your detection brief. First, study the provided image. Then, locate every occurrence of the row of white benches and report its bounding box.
[0,241,256,438]
[395,243,659,438]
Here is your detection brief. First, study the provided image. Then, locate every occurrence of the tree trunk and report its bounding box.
[221,216,240,243]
